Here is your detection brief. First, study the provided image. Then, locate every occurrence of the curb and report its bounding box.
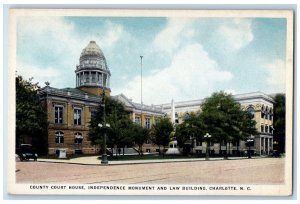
[36,156,265,166]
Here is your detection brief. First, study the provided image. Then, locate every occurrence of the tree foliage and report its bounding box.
[175,112,206,150]
[273,94,285,153]
[89,96,134,154]
[16,75,48,155]
[150,117,173,154]
[201,91,257,144]
[129,124,149,155]
[176,91,258,157]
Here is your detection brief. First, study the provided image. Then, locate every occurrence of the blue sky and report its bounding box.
[17,16,287,104]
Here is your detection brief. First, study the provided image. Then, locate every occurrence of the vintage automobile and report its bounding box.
[16,144,38,161]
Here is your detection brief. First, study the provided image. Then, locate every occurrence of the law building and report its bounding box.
[39,41,275,156]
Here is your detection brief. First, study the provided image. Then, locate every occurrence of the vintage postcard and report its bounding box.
[7,9,294,196]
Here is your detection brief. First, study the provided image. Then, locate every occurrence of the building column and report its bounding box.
[267,138,270,155]
[95,72,98,85]
[151,115,155,128]
[89,71,92,84]
[259,137,261,155]
[102,73,104,87]
[262,137,265,155]
[132,112,135,123]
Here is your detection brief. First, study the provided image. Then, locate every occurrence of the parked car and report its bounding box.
[16,144,38,161]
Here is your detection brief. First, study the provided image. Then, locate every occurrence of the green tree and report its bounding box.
[16,75,48,155]
[151,117,173,154]
[200,91,257,158]
[175,112,206,154]
[129,124,149,155]
[88,96,133,156]
[273,94,285,154]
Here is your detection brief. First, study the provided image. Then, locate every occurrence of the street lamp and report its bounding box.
[273,141,278,150]
[98,123,110,165]
[247,136,254,159]
[204,133,212,160]
[98,89,110,165]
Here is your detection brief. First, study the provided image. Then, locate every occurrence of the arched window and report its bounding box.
[184,112,190,120]
[265,106,269,119]
[74,132,83,144]
[55,131,64,144]
[261,105,265,118]
[269,108,273,120]
[247,106,255,118]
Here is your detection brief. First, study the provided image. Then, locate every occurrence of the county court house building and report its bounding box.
[39,41,275,156]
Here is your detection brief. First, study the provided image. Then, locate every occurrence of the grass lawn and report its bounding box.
[106,154,202,161]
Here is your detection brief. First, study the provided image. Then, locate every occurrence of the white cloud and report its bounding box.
[17,62,61,87]
[153,18,196,54]
[102,21,126,48]
[215,19,253,51]
[17,17,127,88]
[114,43,233,104]
[265,59,286,92]
[224,89,237,95]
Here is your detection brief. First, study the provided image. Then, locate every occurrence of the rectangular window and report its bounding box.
[55,132,64,144]
[74,108,82,125]
[145,118,151,129]
[91,72,96,83]
[135,117,140,124]
[91,110,97,119]
[261,125,264,133]
[265,125,269,133]
[54,106,63,124]
[55,136,64,144]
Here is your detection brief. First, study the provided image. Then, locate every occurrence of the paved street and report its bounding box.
[16,157,284,185]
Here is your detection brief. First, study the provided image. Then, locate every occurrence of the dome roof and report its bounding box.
[80,41,104,58]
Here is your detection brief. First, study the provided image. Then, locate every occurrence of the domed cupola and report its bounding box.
[75,41,111,96]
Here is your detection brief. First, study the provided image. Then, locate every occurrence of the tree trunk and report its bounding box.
[139,145,143,156]
[224,141,228,159]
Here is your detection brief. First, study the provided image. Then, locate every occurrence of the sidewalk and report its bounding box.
[36,155,261,166]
